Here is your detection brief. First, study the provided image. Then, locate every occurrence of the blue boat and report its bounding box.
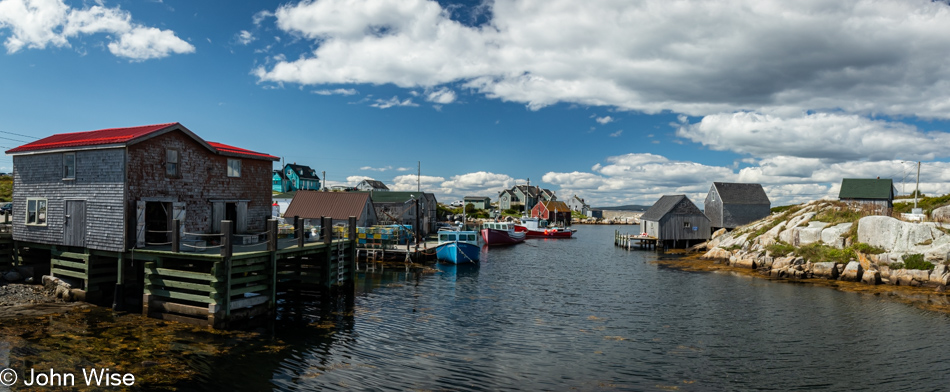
[436,228,480,264]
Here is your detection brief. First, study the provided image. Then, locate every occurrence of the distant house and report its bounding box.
[283,190,377,227]
[6,122,278,252]
[463,196,492,210]
[361,191,437,235]
[276,163,321,193]
[272,170,290,193]
[641,195,710,248]
[498,184,556,211]
[838,178,896,215]
[704,182,771,230]
[531,200,572,225]
[587,209,604,219]
[356,179,389,192]
[565,195,590,214]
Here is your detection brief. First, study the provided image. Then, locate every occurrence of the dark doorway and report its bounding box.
[225,202,237,234]
[145,202,170,245]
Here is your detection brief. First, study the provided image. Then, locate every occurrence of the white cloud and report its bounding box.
[426,87,456,104]
[595,116,614,124]
[253,0,950,120]
[609,130,622,137]
[677,112,950,162]
[236,30,255,45]
[391,174,445,192]
[313,88,359,95]
[346,175,374,184]
[0,0,193,60]
[360,166,392,171]
[370,96,418,109]
[107,26,194,60]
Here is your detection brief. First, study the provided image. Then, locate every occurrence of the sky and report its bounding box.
[2,0,950,208]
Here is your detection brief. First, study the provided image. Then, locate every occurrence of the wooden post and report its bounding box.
[267,219,278,252]
[220,221,233,320]
[296,217,305,248]
[348,216,357,286]
[112,253,125,311]
[323,217,332,288]
[221,220,233,258]
[268,219,278,308]
[415,198,420,252]
[171,219,180,253]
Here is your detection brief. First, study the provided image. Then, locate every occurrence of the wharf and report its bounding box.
[357,239,440,263]
[614,230,658,250]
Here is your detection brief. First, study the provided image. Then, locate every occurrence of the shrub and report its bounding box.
[814,203,864,225]
[901,254,934,271]
[797,243,855,264]
[852,242,885,255]
[766,242,795,257]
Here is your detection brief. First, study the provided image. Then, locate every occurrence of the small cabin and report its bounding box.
[531,200,572,225]
[640,195,710,248]
[356,179,389,192]
[838,178,896,215]
[463,196,491,210]
[704,182,770,230]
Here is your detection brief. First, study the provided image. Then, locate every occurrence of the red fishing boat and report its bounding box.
[480,222,526,245]
[514,217,575,238]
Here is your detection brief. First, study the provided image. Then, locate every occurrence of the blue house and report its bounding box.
[273,163,321,192]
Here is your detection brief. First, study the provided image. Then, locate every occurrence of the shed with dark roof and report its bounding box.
[284,191,377,227]
[704,182,771,229]
[641,195,710,247]
[838,178,895,215]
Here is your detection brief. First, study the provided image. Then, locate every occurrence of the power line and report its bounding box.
[0,131,38,140]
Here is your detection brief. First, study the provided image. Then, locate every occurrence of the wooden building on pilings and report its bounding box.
[640,195,710,249]
[5,123,357,327]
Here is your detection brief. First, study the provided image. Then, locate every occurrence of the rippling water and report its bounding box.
[5,225,950,391]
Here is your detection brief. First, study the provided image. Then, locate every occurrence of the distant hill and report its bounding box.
[593,204,651,212]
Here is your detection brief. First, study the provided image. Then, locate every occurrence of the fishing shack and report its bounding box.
[640,195,710,249]
[703,182,770,230]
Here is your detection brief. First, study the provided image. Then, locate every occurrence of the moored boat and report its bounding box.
[436,227,480,264]
[480,221,526,245]
[515,217,575,238]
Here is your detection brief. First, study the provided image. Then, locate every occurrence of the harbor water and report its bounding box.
[3,224,950,390]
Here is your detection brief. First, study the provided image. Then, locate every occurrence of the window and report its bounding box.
[63,153,75,179]
[26,198,47,225]
[227,159,241,177]
[166,149,179,177]
[683,221,691,228]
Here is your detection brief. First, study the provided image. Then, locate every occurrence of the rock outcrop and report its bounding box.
[700,200,950,291]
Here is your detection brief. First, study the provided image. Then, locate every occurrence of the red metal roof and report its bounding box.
[207,142,279,161]
[6,123,279,161]
[6,122,179,153]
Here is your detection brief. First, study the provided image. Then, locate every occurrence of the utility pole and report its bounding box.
[322,171,326,191]
[914,161,921,209]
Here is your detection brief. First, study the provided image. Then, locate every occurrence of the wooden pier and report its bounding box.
[614,230,658,250]
[11,217,360,329]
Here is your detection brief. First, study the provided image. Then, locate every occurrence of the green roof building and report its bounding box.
[838,178,895,215]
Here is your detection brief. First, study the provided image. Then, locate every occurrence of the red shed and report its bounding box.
[531,200,572,225]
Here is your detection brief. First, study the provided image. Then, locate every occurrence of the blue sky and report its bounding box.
[3,0,950,207]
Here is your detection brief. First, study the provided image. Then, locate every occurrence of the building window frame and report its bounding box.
[26,198,48,226]
[63,152,76,180]
[227,159,241,178]
[166,149,180,178]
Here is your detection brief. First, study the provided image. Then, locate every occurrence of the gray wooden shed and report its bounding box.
[704,182,771,229]
[640,195,710,248]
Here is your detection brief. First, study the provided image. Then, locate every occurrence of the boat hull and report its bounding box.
[436,242,481,264]
[480,228,526,245]
[514,225,574,238]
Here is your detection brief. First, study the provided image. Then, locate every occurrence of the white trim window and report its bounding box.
[63,153,76,180]
[227,159,241,177]
[27,198,47,226]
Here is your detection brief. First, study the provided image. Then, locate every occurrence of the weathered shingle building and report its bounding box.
[284,191,377,227]
[356,179,389,192]
[6,122,278,252]
[704,182,771,230]
[641,195,710,248]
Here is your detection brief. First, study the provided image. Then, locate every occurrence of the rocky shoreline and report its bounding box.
[678,200,950,313]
